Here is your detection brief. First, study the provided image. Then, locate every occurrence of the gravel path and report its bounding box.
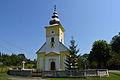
[7,77,49,80]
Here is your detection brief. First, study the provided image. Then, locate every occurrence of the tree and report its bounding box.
[18,53,27,61]
[65,38,79,70]
[10,54,22,66]
[2,54,11,66]
[108,32,120,69]
[111,32,120,53]
[107,52,120,69]
[0,53,36,68]
[88,40,111,69]
[77,54,89,70]
[81,54,89,69]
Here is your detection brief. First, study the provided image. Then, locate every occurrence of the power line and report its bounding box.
[0,44,14,53]
[0,39,36,60]
[0,39,30,54]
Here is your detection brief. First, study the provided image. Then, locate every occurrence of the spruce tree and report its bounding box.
[65,38,79,70]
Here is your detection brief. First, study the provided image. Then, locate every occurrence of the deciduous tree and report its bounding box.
[111,32,120,53]
[89,40,111,69]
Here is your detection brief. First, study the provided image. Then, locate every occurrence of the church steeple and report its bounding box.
[49,5,61,25]
[36,6,70,71]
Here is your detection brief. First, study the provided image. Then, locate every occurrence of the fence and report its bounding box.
[8,70,32,76]
[8,69,42,77]
[8,69,109,78]
[32,71,42,77]
[42,69,109,78]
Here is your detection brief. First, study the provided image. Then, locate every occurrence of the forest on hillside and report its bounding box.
[0,53,36,69]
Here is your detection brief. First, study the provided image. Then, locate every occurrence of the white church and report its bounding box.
[36,6,70,71]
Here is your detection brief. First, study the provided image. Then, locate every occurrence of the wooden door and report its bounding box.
[51,61,56,70]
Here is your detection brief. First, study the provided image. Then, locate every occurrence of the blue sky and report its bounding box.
[0,0,120,60]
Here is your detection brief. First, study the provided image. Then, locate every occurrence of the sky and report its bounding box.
[0,0,120,60]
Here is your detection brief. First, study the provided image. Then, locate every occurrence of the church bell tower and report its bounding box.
[36,6,69,71]
[45,5,65,54]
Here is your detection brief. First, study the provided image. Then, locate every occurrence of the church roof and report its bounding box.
[45,24,65,32]
[36,41,69,54]
[36,42,46,53]
[59,42,69,51]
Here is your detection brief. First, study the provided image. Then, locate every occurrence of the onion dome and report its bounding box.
[49,5,61,25]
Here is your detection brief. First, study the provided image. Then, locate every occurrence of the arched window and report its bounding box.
[51,37,54,42]
[51,37,54,48]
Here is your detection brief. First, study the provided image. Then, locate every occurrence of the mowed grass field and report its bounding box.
[0,72,120,80]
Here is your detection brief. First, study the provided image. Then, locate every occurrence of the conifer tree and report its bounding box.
[65,38,79,70]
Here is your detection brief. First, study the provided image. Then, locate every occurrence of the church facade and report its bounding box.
[36,6,69,71]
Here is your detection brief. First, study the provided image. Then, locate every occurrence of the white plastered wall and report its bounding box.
[40,57,43,71]
[45,57,60,71]
[46,36,60,54]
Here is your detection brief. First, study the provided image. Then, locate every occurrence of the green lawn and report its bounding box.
[0,73,10,80]
[0,77,10,80]
[0,72,120,80]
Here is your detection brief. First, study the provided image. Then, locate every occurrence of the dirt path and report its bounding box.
[7,77,49,80]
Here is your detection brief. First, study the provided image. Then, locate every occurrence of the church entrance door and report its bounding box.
[51,61,56,70]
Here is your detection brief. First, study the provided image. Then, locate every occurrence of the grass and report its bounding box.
[0,67,8,73]
[0,77,10,80]
[0,72,10,80]
[0,72,120,80]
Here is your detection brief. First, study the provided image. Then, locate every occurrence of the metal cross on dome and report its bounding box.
[54,5,56,11]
